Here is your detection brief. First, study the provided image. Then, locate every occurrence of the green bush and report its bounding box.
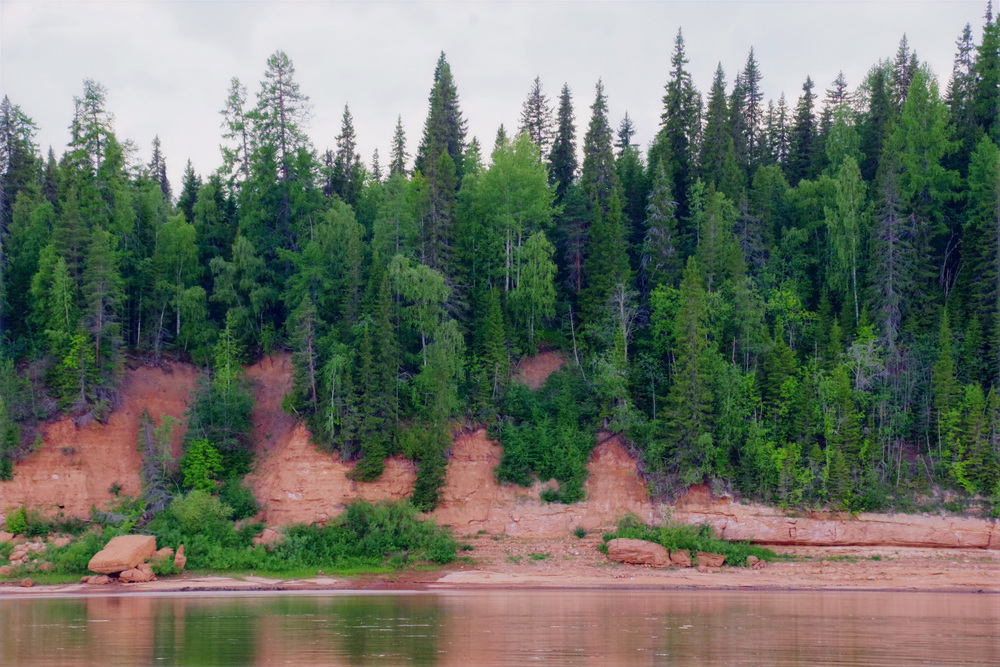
[220,477,260,521]
[170,490,232,534]
[495,371,596,503]
[180,439,224,492]
[606,515,779,567]
[5,506,27,534]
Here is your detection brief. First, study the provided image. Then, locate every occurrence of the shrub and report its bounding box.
[5,506,28,534]
[606,515,779,567]
[180,439,224,492]
[219,477,260,521]
[170,490,232,534]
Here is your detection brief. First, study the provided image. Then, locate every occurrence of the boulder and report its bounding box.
[696,551,727,568]
[88,535,157,574]
[87,575,111,585]
[0,565,11,575]
[119,567,155,583]
[174,544,186,571]
[0,531,13,542]
[747,555,766,570]
[39,562,52,572]
[606,538,670,567]
[669,549,692,567]
[50,536,72,548]
[20,578,33,587]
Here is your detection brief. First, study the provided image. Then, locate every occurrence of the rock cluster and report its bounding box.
[75,535,186,585]
[603,538,731,571]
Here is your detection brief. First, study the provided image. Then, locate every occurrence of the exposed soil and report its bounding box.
[512,350,565,390]
[0,363,198,518]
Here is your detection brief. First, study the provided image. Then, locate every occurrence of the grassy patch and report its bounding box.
[529,552,550,561]
[604,515,779,567]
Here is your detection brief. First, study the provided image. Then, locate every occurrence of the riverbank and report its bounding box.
[3,535,997,597]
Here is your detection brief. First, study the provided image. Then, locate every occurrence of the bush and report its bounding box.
[494,370,596,503]
[170,490,232,534]
[4,506,27,534]
[180,439,224,492]
[220,477,260,521]
[606,515,779,567]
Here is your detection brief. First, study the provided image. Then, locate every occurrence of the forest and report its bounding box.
[0,10,998,517]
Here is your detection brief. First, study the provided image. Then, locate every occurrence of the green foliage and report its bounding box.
[607,515,778,567]
[219,477,261,521]
[180,439,224,492]
[495,370,596,503]
[5,506,28,534]
[170,489,232,534]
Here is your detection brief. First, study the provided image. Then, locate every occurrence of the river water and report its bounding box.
[1,590,997,665]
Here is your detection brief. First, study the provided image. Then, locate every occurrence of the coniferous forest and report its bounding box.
[0,11,998,516]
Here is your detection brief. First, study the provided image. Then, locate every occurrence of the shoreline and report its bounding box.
[4,540,998,598]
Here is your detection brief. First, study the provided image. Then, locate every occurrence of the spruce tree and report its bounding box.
[972,8,1000,143]
[648,29,700,221]
[699,64,742,200]
[548,83,578,202]
[642,161,681,290]
[177,160,201,224]
[660,256,718,481]
[787,76,818,185]
[389,114,409,176]
[580,80,619,213]
[415,52,466,183]
[331,103,364,206]
[518,76,554,158]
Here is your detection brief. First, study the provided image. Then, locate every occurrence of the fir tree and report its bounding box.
[415,52,466,183]
[699,64,742,201]
[518,76,554,158]
[787,76,818,185]
[177,160,201,224]
[548,83,577,202]
[331,103,364,206]
[642,161,681,290]
[389,114,409,176]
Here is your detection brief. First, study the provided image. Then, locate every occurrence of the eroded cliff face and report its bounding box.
[0,363,198,517]
[3,354,997,550]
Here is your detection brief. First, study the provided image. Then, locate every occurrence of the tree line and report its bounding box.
[0,11,998,512]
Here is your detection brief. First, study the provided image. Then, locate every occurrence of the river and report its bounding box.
[2,590,997,665]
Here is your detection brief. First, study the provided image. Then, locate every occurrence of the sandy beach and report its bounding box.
[4,534,997,597]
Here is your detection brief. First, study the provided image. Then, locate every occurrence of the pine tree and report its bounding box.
[330,103,364,206]
[741,47,765,172]
[787,76,818,185]
[961,136,1000,387]
[389,114,409,176]
[869,153,910,352]
[147,135,171,201]
[659,257,718,480]
[648,29,700,221]
[972,7,1000,143]
[699,64,742,200]
[254,51,312,182]
[580,80,619,213]
[615,112,636,155]
[415,52,466,183]
[177,160,201,224]
[82,227,124,388]
[931,309,960,430]
[946,23,978,170]
[548,83,577,202]
[219,77,252,186]
[642,161,681,290]
[518,76,554,159]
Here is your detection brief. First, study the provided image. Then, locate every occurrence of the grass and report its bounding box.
[529,552,550,561]
[506,555,523,564]
[604,515,780,567]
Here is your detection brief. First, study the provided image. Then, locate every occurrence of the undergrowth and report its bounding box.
[604,515,779,567]
[494,370,596,503]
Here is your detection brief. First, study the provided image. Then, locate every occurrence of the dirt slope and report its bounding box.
[243,354,415,525]
[0,363,198,518]
[512,351,565,390]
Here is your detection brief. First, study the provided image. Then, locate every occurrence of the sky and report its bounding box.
[0,1,991,190]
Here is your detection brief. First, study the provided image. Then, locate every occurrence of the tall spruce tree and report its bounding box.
[518,76,554,159]
[415,52,466,182]
[787,76,818,185]
[548,84,578,202]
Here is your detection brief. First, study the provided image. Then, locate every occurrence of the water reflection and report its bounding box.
[2,590,997,665]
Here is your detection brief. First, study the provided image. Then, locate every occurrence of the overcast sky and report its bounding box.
[0,1,990,190]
